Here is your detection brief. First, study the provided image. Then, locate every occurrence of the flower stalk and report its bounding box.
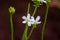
[32,7,38,16]
[27,6,38,39]
[27,0,41,39]
[22,23,28,40]
[9,6,15,40]
[41,0,51,40]
[22,3,30,40]
[27,3,30,14]
[27,24,36,40]
[10,14,14,40]
[41,5,49,40]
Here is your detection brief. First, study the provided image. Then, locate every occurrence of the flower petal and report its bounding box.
[40,0,46,3]
[27,13,30,19]
[22,21,26,24]
[28,22,31,26]
[37,21,41,24]
[43,1,46,3]
[31,16,34,21]
[31,21,34,24]
[36,16,40,21]
[22,16,26,20]
[31,16,34,19]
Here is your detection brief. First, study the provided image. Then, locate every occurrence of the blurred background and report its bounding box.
[0,0,60,40]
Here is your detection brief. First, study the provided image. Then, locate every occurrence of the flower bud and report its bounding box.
[9,6,15,15]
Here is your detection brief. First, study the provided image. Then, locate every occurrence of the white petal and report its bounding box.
[22,21,26,24]
[28,22,31,26]
[22,16,26,20]
[37,21,41,24]
[31,16,34,19]
[27,13,30,19]
[43,1,46,3]
[30,21,34,24]
[36,16,40,21]
[31,16,34,21]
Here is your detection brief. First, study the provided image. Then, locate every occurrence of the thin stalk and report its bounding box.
[27,25,35,40]
[41,6,49,40]
[27,3,30,14]
[22,3,30,40]
[32,7,38,16]
[27,7,38,40]
[22,24,28,40]
[10,14,14,40]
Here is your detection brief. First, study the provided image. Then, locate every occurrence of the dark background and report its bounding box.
[0,0,60,40]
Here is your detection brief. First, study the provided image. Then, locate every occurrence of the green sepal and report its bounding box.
[46,0,51,5]
[33,1,40,7]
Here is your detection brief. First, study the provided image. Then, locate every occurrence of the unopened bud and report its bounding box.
[9,6,15,15]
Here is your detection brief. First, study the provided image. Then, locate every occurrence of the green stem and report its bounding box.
[27,3,30,14]
[22,24,28,40]
[27,25,35,40]
[10,14,14,40]
[27,7,38,40]
[22,3,30,40]
[32,7,38,16]
[41,6,49,40]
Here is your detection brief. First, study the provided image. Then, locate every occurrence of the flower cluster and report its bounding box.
[32,0,47,7]
[22,13,41,26]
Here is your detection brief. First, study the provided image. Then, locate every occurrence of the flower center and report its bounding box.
[26,18,30,22]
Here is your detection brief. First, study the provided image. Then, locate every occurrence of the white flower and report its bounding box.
[22,13,41,26]
[22,13,32,26]
[31,16,41,25]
